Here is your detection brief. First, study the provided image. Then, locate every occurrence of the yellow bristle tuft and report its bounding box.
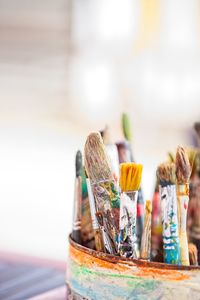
[145,200,152,214]
[120,163,143,192]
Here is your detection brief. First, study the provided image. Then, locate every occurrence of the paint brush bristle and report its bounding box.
[157,162,176,185]
[120,163,143,192]
[145,199,151,214]
[175,146,191,184]
[187,148,197,174]
[168,152,175,163]
[84,132,113,184]
[188,243,198,265]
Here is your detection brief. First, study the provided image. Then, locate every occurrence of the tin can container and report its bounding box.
[66,235,200,300]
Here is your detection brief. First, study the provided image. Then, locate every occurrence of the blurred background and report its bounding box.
[0,0,200,262]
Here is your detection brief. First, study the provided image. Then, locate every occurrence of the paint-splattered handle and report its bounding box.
[160,185,180,265]
[86,178,104,251]
[137,188,144,249]
[177,185,190,266]
[119,192,138,258]
[92,180,120,253]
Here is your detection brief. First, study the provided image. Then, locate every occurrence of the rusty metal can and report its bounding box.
[66,235,200,300]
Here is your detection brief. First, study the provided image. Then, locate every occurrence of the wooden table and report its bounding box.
[0,251,67,300]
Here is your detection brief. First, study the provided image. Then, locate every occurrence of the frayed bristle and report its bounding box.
[189,243,198,266]
[157,162,176,185]
[168,152,175,163]
[84,132,113,184]
[187,148,197,172]
[175,146,191,184]
[120,163,143,192]
[145,200,152,214]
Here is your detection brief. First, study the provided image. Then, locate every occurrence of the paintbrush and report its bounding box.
[116,113,134,163]
[101,125,120,183]
[86,177,104,252]
[168,152,175,163]
[140,200,152,260]
[151,180,163,261]
[72,150,82,244]
[188,243,198,266]
[95,211,117,254]
[84,132,120,254]
[121,113,144,250]
[168,148,196,177]
[122,113,134,161]
[80,167,95,249]
[119,163,143,258]
[119,113,134,163]
[176,146,191,266]
[187,149,200,265]
[194,122,200,146]
[116,141,132,163]
[157,162,180,265]
[187,175,200,265]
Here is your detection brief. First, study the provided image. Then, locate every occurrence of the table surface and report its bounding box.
[0,252,67,300]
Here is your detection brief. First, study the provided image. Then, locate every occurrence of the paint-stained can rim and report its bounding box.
[69,234,200,271]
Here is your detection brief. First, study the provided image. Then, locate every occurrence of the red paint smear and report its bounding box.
[137,203,144,217]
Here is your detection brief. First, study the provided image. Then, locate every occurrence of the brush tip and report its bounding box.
[168,152,175,163]
[76,150,82,177]
[157,162,176,185]
[189,243,198,265]
[145,200,152,213]
[84,132,102,156]
[84,132,113,183]
[175,146,191,184]
[85,132,101,145]
[120,162,143,192]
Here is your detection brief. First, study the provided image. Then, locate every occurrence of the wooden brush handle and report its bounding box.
[140,200,152,260]
[177,185,190,266]
[72,177,82,244]
[94,229,104,252]
[86,178,104,252]
[179,231,189,265]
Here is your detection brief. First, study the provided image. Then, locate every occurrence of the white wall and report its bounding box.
[0,0,199,260]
